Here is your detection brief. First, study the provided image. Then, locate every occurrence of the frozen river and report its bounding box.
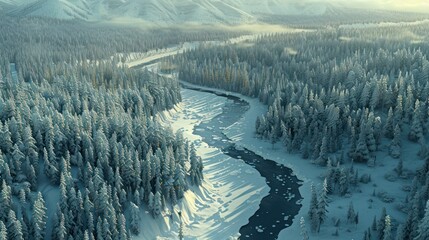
[184,85,303,240]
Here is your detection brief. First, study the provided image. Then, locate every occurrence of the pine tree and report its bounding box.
[44,147,59,184]
[347,202,355,223]
[0,221,7,240]
[22,126,38,163]
[308,183,318,231]
[317,179,329,232]
[372,215,377,231]
[7,210,24,240]
[83,231,89,240]
[175,164,187,199]
[339,168,349,196]
[363,230,369,240]
[0,181,11,222]
[366,129,375,153]
[396,158,403,176]
[409,99,423,143]
[189,143,203,185]
[11,143,24,173]
[389,124,401,159]
[153,191,162,217]
[97,217,104,240]
[355,212,359,225]
[32,192,47,240]
[300,217,309,240]
[20,216,29,240]
[354,124,370,162]
[117,213,128,240]
[130,203,140,235]
[178,211,184,240]
[148,192,155,215]
[0,124,13,153]
[27,165,37,191]
[317,136,328,165]
[415,200,429,240]
[394,94,403,126]
[395,224,404,240]
[383,215,391,240]
[378,208,387,240]
[102,218,113,240]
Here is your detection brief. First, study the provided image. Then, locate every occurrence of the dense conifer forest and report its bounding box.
[0,16,241,239]
[176,23,429,239]
[1,10,429,239]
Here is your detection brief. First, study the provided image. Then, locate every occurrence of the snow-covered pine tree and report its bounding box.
[7,210,24,240]
[363,230,370,240]
[316,136,328,166]
[32,192,47,240]
[372,215,377,231]
[354,123,370,163]
[0,221,6,240]
[308,183,319,231]
[0,181,11,222]
[175,164,187,199]
[396,158,403,176]
[300,217,309,240]
[339,168,349,196]
[383,215,391,240]
[389,124,401,159]
[415,200,429,240]
[189,143,203,185]
[377,208,387,240]
[409,99,424,143]
[347,202,356,223]
[394,94,404,126]
[27,164,37,191]
[130,203,140,235]
[117,213,128,240]
[102,218,113,240]
[153,191,162,217]
[317,178,329,232]
[11,143,24,174]
[395,224,404,240]
[0,124,13,154]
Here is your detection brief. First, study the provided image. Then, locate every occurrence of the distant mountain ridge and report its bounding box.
[0,0,334,23]
[0,0,427,24]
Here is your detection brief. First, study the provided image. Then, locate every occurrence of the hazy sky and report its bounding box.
[337,0,429,13]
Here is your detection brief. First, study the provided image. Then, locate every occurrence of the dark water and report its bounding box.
[184,86,303,240]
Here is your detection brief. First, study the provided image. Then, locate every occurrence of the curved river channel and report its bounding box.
[183,85,303,240]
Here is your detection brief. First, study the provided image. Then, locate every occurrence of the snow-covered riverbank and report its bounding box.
[129,74,424,239]
[134,88,269,240]
[179,81,424,240]
[129,32,424,239]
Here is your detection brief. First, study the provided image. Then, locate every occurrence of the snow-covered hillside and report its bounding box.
[5,0,93,19]
[0,0,332,23]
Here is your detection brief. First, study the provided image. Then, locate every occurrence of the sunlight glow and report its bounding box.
[347,0,429,12]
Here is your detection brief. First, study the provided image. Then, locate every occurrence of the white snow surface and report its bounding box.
[133,88,269,240]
